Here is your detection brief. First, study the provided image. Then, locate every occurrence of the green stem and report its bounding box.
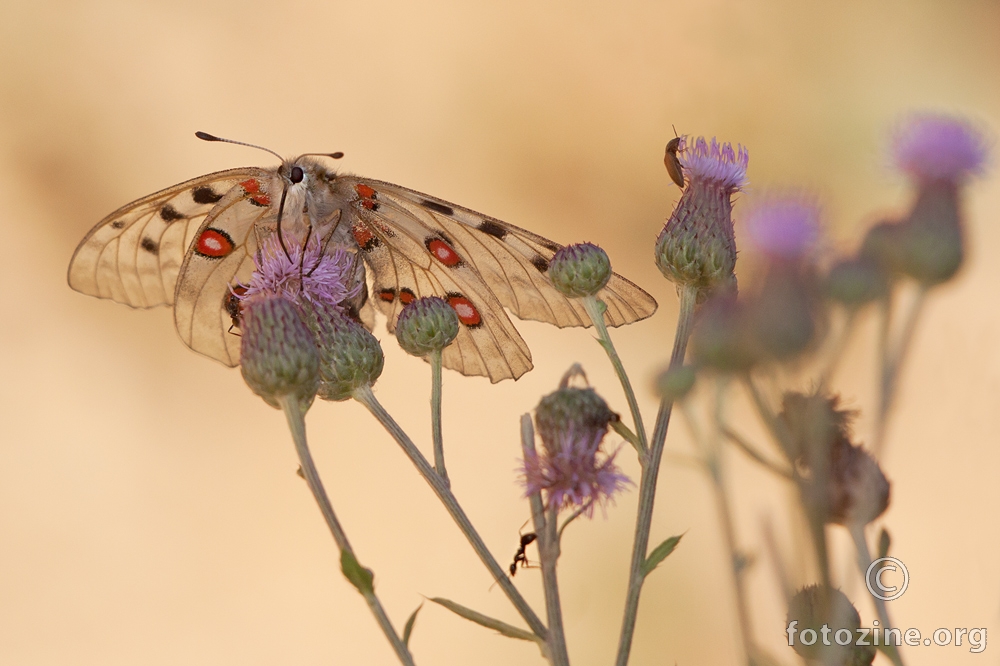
[583,295,648,453]
[278,396,415,666]
[353,386,548,641]
[614,284,698,666]
[874,287,927,456]
[430,348,448,485]
[521,415,569,666]
[817,309,858,392]
[718,424,794,480]
[849,523,905,666]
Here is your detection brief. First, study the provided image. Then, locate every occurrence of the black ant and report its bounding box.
[509,530,538,577]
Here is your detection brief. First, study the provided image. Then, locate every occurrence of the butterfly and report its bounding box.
[68,133,658,383]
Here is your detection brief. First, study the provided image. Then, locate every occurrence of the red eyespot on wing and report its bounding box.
[195,228,235,258]
[378,289,396,302]
[240,178,261,193]
[355,183,376,199]
[240,178,270,206]
[427,238,461,267]
[447,295,482,327]
[399,288,416,305]
[352,224,378,251]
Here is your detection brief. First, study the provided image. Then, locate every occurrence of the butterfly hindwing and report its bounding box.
[68,168,267,309]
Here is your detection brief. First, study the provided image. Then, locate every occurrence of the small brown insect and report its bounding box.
[664,134,685,189]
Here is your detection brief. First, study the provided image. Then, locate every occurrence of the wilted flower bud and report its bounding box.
[824,257,890,307]
[310,303,385,401]
[655,137,749,293]
[395,297,460,356]
[690,294,759,372]
[240,295,320,409]
[786,585,874,666]
[828,442,890,527]
[523,383,630,513]
[654,365,696,401]
[779,392,853,463]
[548,242,612,297]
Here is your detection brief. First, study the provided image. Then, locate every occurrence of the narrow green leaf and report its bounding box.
[877,528,891,560]
[641,534,684,577]
[402,603,423,647]
[340,550,374,595]
[428,597,540,644]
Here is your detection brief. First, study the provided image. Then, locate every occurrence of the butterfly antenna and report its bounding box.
[299,151,346,160]
[195,131,285,163]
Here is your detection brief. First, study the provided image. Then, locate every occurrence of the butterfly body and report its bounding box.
[69,149,657,382]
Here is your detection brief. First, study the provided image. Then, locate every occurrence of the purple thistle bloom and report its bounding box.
[892,113,989,184]
[521,428,631,515]
[743,193,822,260]
[241,232,362,310]
[678,136,750,191]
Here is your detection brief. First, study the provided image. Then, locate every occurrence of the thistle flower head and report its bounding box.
[522,385,630,513]
[239,294,320,410]
[743,193,821,260]
[242,232,362,310]
[395,296,461,357]
[892,113,988,184]
[655,136,749,292]
[824,256,890,307]
[828,442,890,528]
[787,585,873,666]
[548,242,612,298]
[310,303,385,402]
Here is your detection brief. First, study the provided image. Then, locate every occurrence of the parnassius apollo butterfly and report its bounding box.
[68,133,658,382]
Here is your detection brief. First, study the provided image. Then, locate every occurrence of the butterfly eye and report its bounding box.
[290,165,304,184]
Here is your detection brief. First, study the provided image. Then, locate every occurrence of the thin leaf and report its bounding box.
[878,528,891,560]
[428,597,540,644]
[641,534,684,577]
[402,603,423,647]
[340,550,374,595]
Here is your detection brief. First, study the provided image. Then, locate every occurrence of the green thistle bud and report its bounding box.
[548,243,612,298]
[534,386,614,450]
[897,181,964,286]
[310,304,385,402]
[690,295,759,372]
[654,365,696,401]
[239,295,320,410]
[787,585,873,666]
[394,297,460,356]
[859,220,906,273]
[824,257,890,307]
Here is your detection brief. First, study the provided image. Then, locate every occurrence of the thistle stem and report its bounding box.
[353,386,548,641]
[615,284,697,666]
[521,415,570,666]
[277,396,415,666]
[583,295,648,453]
[430,348,448,485]
[874,287,927,456]
[849,523,905,666]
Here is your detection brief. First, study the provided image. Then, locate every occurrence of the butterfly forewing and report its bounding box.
[68,168,265,308]
[174,170,279,367]
[357,181,657,329]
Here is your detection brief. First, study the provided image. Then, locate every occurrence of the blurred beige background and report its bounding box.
[1,0,999,664]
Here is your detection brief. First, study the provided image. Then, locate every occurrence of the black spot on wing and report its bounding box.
[539,239,561,252]
[192,186,224,204]
[111,220,125,229]
[159,204,184,222]
[531,255,549,272]
[421,200,454,216]
[477,220,508,240]
[140,237,159,254]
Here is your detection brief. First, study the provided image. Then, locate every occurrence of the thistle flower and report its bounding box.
[239,294,321,409]
[548,243,612,297]
[828,441,890,528]
[888,113,990,286]
[522,386,630,513]
[743,193,821,260]
[395,297,460,357]
[242,231,362,309]
[824,256,890,307]
[655,136,749,293]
